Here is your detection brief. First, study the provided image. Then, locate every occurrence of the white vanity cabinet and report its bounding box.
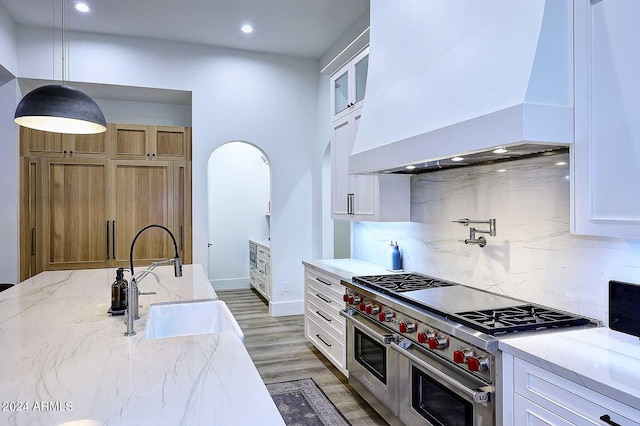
[249,240,270,301]
[573,0,640,239]
[504,355,640,425]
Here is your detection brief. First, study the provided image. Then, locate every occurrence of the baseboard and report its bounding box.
[269,299,304,316]
[211,277,251,290]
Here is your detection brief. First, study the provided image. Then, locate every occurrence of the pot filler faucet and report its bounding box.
[124,224,182,337]
[452,218,496,247]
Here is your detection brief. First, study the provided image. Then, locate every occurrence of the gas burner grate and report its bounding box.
[455,305,594,335]
[353,273,455,293]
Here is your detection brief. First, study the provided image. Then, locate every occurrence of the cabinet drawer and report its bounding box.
[305,268,346,299]
[514,394,573,426]
[306,298,345,337]
[306,281,345,313]
[306,315,345,369]
[514,358,640,425]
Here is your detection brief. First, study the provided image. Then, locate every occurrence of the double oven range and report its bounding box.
[340,273,600,426]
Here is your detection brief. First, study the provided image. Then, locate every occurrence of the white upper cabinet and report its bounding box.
[330,48,369,121]
[572,0,640,239]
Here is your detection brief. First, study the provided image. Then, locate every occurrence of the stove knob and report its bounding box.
[342,294,350,302]
[352,296,361,304]
[347,295,354,304]
[428,336,448,350]
[399,322,416,333]
[467,356,490,372]
[417,332,428,343]
[365,304,373,314]
[370,305,380,315]
[358,302,366,311]
[378,311,394,322]
[453,349,475,364]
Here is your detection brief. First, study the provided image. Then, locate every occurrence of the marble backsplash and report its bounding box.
[353,152,640,324]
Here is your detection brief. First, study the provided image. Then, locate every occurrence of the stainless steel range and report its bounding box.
[340,273,600,426]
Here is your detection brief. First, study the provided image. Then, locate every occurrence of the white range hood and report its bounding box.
[350,0,574,174]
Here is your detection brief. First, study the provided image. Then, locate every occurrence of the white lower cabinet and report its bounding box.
[504,354,640,426]
[250,241,270,301]
[304,265,348,377]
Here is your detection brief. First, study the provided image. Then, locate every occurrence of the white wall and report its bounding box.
[95,99,191,127]
[208,142,270,289]
[352,153,640,324]
[8,25,317,315]
[0,2,18,76]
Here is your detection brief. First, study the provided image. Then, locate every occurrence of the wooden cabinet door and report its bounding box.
[153,126,189,160]
[20,127,64,157]
[111,161,175,267]
[43,159,110,270]
[112,124,150,160]
[174,162,192,263]
[20,158,42,281]
[64,125,110,158]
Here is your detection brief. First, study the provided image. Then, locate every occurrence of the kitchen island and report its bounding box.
[0,265,284,425]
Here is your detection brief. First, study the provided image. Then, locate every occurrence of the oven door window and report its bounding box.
[354,329,387,385]
[412,366,473,426]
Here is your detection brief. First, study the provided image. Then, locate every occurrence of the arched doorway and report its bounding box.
[207,141,271,289]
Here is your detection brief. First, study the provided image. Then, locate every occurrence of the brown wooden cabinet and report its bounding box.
[20,127,110,158]
[19,122,192,281]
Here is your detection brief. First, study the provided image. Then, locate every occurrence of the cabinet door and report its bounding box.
[111,161,175,267]
[173,161,192,263]
[153,126,189,160]
[331,114,352,217]
[43,159,110,270]
[352,48,369,108]
[573,1,640,238]
[64,126,109,158]
[112,124,150,160]
[331,66,351,120]
[19,158,42,281]
[20,127,64,157]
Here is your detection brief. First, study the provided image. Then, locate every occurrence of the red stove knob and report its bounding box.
[378,311,394,322]
[428,337,448,350]
[399,322,416,333]
[453,349,474,364]
[358,302,366,311]
[342,294,349,302]
[467,356,489,372]
[347,296,355,304]
[417,332,428,343]
[365,304,373,314]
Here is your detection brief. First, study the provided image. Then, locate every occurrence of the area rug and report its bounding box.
[266,378,351,426]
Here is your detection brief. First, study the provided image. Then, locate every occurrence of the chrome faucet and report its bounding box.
[124,224,183,337]
[452,218,497,248]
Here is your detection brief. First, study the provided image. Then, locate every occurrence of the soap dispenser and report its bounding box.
[110,267,128,315]
[389,241,402,271]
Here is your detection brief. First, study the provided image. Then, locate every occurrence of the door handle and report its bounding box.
[106,221,110,259]
[31,228,36,256]
[208,243,213,247]
[180,225,184,251]
[112,221,116,259]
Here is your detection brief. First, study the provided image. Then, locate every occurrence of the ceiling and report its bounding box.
[0,0,369,59]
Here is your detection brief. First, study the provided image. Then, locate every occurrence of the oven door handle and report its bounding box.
[390,341,494,405]
[340,310,396,345]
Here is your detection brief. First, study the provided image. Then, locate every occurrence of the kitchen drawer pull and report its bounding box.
[315,334,332,347]
[180,225,184,251]
[316,310,332,322]
[315,277,332,286]
[599,415,622,426]
[106,221,110,259]
[316,293,332,304]
[31,228,36,256]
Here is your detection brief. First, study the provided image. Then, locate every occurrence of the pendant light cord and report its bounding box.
[61,0,66,82]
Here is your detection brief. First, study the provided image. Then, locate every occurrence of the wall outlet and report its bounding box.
[283,281,289,292]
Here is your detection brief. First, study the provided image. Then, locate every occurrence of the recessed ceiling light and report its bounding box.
[241,24,254,34]
[72,2,91,13]
[493,147,508,154]
[497,169,508,173]
[555,161,568,166]
[405,165,416,170]
[451,156,464,162]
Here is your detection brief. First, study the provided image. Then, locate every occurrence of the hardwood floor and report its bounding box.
[216,288,388,426]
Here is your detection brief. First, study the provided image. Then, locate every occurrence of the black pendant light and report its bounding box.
[14,84,106,134]
[13,0,106,135]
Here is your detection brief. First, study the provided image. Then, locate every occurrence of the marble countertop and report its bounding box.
[0,265,284,426]
[302,258,393,281]
[499,327,640,410]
